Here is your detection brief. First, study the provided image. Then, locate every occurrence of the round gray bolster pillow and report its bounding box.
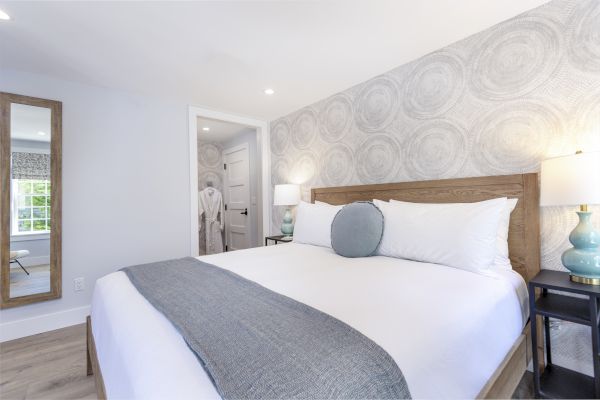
[331,201,384,258]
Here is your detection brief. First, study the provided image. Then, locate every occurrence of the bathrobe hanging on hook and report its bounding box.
[199,187,224,254]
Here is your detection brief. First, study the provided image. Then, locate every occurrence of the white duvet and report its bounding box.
[91,243,527,399]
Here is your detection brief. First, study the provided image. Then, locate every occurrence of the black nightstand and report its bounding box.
[265,235,293,246]
[529,270,600,399]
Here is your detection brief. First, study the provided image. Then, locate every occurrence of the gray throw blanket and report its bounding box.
[122,257,411,399]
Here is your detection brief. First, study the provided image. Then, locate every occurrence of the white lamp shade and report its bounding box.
[273,184,300,206]
[540,151,600,206]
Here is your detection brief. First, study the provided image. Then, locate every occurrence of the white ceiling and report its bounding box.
[10,103,52,143]
[0,0,549,120]
[197,117,254,143]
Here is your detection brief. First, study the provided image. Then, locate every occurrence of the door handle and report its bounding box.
[240,208,248,216]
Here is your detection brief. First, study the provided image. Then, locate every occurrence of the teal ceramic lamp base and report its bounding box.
[562,210,600,285]
[280,208,294,239]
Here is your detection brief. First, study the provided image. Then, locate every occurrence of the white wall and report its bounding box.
[0,69,191,341]
[222,129,259,248]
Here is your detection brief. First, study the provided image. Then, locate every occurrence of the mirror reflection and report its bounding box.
[9,103,52,298]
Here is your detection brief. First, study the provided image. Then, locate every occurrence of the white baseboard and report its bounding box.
[0,305,90,342]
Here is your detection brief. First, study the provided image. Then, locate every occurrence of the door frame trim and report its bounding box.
[188,105,270,257]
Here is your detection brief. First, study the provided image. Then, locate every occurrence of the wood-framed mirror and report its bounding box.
[0,92,62,308]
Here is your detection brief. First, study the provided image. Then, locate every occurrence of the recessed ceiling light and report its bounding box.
[202,127,210,131]
[0,9,10,20]
[264,88,275,95]
[37,131,46,136]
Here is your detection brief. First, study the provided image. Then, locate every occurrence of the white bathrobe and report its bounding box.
[199,187,224,254]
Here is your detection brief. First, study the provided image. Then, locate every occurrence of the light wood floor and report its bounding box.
[9,264,51,298]
[0,324,96,400]
[0,323,534,399]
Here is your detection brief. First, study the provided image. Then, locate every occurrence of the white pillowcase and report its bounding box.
[492,198,518,269]
[375,198,507,272]
[387,198,518,270]
[293,201,343,248]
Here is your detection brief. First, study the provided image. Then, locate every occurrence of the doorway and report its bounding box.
[189,107,270,256]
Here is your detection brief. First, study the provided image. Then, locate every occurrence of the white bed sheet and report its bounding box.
[91,243,528,399]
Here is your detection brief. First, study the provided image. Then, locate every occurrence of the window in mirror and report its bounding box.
[13,179,51,234]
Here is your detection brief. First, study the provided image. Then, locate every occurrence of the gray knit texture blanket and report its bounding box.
[122,257,411,400]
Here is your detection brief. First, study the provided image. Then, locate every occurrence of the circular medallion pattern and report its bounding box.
[291,108,318,149]
[473,101,564,175]
[470,18,561,100]
[567,1,600,73]
[271,158,290,185]
[270,120,291,156]
[198,143,221,168]
[319,94,353,142]
[541,206,577,268]
[405,119,468,180]
[320,144,354,186]
[290,152,318,186]
[199,171,222,191]
[403,51,466,119]
[354,76,399,132]
[271,205,285,233]
[356,135,400,184]
[572,88,600,151]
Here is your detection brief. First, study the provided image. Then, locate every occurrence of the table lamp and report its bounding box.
[273,184,300,238]
[540,151,600,284]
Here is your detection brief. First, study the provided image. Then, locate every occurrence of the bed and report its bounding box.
[87,173,541,399]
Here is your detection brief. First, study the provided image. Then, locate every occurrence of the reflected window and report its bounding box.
[12,178,51,235]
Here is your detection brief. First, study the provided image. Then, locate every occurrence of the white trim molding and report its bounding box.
[0,305,90,342]
[188,105,271,257]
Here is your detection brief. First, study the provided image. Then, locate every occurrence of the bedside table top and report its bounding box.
[265,235,293,244]
[529,270,600,296]
[266,235,292,240]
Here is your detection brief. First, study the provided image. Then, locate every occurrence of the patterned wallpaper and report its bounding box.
[198,140,224,193]
[270,0,600,274]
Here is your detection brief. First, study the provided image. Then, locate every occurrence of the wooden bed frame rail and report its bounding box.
[477,323,533,398]
[86,316,106,400]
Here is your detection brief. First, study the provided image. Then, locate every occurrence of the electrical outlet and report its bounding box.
[74,277,85,292]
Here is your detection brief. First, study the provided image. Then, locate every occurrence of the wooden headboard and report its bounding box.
[311,173,540,282]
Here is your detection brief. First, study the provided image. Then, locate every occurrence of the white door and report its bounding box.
[223,144,250,251]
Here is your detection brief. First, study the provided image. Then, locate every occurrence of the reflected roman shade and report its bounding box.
[11,152,50,180]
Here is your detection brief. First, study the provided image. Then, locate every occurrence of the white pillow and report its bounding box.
[492,198,518,269]
[387,198,519,269]
[377,197,507,272]
[293,201,343,248]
